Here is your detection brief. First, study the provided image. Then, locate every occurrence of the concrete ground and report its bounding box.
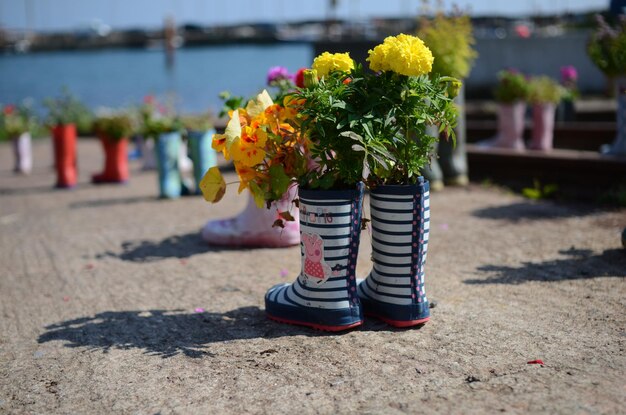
[0,138,624,414]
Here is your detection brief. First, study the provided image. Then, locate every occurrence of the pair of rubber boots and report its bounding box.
[479,102,556,151]
[205,180,427,331]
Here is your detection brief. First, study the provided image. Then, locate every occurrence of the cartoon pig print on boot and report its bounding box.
[301,233,333,285]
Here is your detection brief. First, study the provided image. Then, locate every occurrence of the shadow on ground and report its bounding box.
[0,183,80,196]
[465,247,626,285]
[471,201,598,222]
[37,307,404,357]
[69,195,157,209]
[97,232,216,262]
[97,231,296,262]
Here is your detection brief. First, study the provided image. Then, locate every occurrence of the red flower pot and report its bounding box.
[51,124,78,188]
[92,136,129,184]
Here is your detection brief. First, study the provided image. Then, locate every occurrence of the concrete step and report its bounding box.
[467,120,616,151]
[466,144,626,197]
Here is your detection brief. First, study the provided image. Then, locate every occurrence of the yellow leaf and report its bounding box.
[224,109,241,151]
[246,89,274,118]
[248,181,266,208]
[199,166,226,203]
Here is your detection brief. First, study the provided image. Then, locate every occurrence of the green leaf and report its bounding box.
[268,164,291,200]
[248,181,267,208]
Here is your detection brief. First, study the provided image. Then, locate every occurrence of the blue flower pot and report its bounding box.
[156,132,182,199]
[187,129,217,194]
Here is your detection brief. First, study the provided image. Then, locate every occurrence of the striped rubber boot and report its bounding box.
[357,178,431,327]
[265,183,365,331]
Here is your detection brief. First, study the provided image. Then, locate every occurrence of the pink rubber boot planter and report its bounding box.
[201,184,300,248]
[529,103,556,151]
[478,101,526,150]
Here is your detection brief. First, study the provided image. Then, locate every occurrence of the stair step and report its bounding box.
[467,120,616,151]
[466,144,626,195]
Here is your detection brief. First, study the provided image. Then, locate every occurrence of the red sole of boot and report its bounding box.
[365,312,430,328]
[266,314,363,332]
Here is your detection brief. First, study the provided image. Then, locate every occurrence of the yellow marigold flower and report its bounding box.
[367,43,393,72]
[367,34,434,77]
[312,52,354,78]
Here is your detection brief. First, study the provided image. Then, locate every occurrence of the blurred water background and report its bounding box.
[0,43,312,114]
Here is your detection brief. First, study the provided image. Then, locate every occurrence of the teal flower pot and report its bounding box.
[156,132,182,199]
[187,129,217,194]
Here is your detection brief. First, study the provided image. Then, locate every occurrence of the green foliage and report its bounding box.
[292,64,458,188]
[93,112,135,140]
[139,96,183,138]
[181,114,213,132]
[417,11,477,79]
[0,102,38,139]
[44,88,93,131]
[527,76,566,104]
[494,70,529,103]
[218,91,245,118]
[587,15,626,77]
[522,180,558,200]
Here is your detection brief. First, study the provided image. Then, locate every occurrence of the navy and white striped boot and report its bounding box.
[265,183,365,331]
[358,178,431,327]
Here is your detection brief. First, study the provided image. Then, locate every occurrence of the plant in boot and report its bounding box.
[138,95,186,198]
[527,76,565,151]
[44,88,92,188]
[44,88,94,135]
[478,69,529,150]
[353,34,459,327]
[200,67,304,248]
[139,96,184,140]
[587,14,626,155]
[494,69,530,104]
[92,110,136,183]
[181,113,216,195]
[587,14,626,79]
[0,102,37,174]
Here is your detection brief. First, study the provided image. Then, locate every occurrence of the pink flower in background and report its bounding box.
[560,65,578,84]
[267,66,292,85]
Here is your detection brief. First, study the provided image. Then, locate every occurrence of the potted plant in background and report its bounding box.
[479,69,529,150]
[587,14,626,155]
[0,102,37,175]
[527,76,565,151]
[181,113,216,195]
[557,65,578,122]
[92,110,135,183]
[417,5,477,189]
[44,89,93,188]
[141,96,185,198]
